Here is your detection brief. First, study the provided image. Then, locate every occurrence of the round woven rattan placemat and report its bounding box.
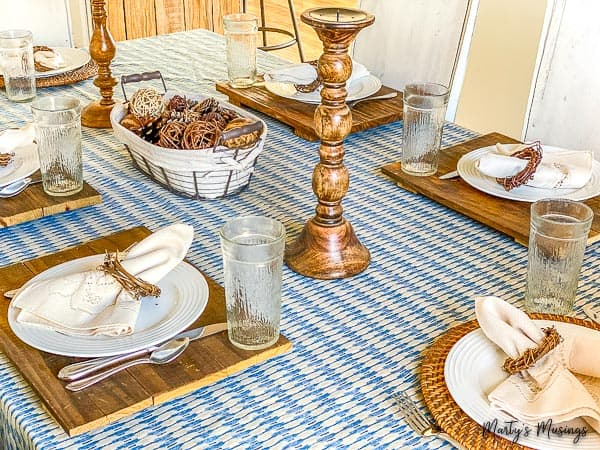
[421,313,600,450]
[0,60,97,89]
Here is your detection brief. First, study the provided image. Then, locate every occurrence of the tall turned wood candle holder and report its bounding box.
[81,0,119,128]
[285,8,374,279]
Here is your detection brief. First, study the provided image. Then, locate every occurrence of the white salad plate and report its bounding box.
[8,254,208,357]
[265,74,382,104]
[0,143,39,188]
[445,320,598,449]
[35,47,91,78]
[457,145,600,202]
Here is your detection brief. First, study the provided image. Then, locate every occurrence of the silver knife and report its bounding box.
[58,323,227,381]
[438,170,459,180]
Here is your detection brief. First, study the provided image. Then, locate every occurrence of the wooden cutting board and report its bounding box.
[216,82,403,141]
[0,226,292,436]
[381,132,600,246]
[0,172,102,228]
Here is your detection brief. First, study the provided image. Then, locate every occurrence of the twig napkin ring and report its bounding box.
[502,326,562,374]
[497,141,543,191]
[98,251,161,300]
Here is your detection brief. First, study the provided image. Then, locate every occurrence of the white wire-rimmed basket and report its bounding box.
[110,90,267,200]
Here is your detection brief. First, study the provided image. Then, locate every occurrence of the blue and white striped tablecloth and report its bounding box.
[0,29,598,450]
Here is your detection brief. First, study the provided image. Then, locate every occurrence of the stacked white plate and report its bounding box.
[0,125,39,195]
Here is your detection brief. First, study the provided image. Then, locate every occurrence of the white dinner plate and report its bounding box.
[8,254,209,357]
[457,145,600,202]
[445,320,599,449]
[35,47,91,78]
[264,74,382,104]
[0,143,39,187]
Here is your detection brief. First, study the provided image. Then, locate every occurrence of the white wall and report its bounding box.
[0,0,90,48]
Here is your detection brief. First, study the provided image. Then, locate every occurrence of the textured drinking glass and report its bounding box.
[401,82,449,176]
[220,216,286,350]
[524,198,593,315]
[31,96,83,196]
[0,29,36,102]
[223,13,257,89]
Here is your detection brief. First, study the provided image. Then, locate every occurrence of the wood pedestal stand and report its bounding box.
[81,0,120,129]
[285,8,374,279]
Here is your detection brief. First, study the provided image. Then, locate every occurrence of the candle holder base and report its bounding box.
[81,100,120,128]
[285,218,370,279]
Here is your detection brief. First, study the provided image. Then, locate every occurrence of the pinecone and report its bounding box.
[163,109,203,124]
[201,111,228,130]
[139,116,163,144]
[192,97,220,115]
[167,95,188,112]
[220,108,240,122]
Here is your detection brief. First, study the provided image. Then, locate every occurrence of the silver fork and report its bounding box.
[395,392,467,449]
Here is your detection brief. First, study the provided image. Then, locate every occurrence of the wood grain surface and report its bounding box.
[0,175,102,228]
[216,82,403,141]
[381,132,600,246]
[106,0,238,40]
[0,227,292,436]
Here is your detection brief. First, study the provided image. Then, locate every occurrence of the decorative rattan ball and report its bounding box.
[221,118,261,149]
[182,120,220,150]
[158,121,187,148]
[130,88,164,119]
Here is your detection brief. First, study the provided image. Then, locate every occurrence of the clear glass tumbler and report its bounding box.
[220,216,286,350]
[0,29,36,102]
[31,96,83,197]
[524,198,593,315]
[223,13,257,89]
[401,82,449,176]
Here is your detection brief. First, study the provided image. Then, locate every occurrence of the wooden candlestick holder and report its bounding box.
[81,0,120,128]
[285,8,374,279]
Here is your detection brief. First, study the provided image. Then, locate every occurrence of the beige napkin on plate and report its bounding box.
[0,123,35,152]
[264,60,370,96]
[33,50,65,70]
[476,296,600,433]
[477,143,593,189]
[13,223,194,337]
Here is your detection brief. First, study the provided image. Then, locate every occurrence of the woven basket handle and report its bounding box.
[213,121,264,153]
[120,71,167,102]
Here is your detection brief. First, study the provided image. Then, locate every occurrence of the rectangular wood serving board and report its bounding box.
[0,226,292,437]
[381,132,600,246]
[216,82,403,141]
[0,172,102,228]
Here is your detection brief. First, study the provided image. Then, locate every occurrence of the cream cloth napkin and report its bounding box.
[34,50,65,70]
[0,123,35,152]
[477,143,593,189]
[264,60,370,95]
[476,296,600,433]
[13,224,194,337]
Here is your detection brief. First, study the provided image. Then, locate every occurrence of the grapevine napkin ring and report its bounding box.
[502,326,562,374]
[496,141,543,191]
[98,251,161,300]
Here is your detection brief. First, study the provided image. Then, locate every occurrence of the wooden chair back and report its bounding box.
[523,0,600,159]
[352,0,479,120]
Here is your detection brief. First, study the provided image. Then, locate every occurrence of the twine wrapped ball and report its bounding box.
[130,88,164,119]
[158,121,187,148]
[221,117,261,149]
[182,120,220,150]
[201,111,228,131]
